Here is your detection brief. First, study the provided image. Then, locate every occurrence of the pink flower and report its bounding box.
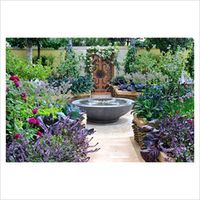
[37,131,42,138]
[187,119,193,125]
[14,81,20,88]
[32,108,38,115]
[28,117,40,126]
[21,92,27,102]
[15,133,21,139]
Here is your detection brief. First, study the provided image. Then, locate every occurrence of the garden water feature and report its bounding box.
[72,97,134,123]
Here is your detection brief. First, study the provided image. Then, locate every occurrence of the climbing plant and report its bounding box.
[85,45,119,74]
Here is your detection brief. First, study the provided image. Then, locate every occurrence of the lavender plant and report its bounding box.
[6,113,99,162]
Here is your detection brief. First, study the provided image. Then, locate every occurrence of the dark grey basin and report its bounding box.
[72,97,134,123]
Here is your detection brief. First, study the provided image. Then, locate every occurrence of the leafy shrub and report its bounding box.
[47,76,70,88]
[124,45,137,73]
[133,82,194,120]
[166,97,194,118]
[70,75,94,95]
[48,75,94,95]
[62,104,83,120]
[159,47,191,83]
[33,55,55,66]
[6,114,99,162]
[123,71,169,85]
[133,85,172,121]
[141,115,194,162]
[30,79,71,106]
[6,74,40,142]
[6,49,53,81]
[52,50,80,79]
[131,51,159,73]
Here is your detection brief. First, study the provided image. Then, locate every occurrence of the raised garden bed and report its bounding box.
[132,115,174,162]
[110,85,141,100]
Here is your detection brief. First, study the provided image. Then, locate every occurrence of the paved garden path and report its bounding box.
[87,111,144,162]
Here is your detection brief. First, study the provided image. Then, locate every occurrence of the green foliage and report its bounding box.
[133,86,171,121]
[185,43,194,78]
[167,97,194,118]
[124,45,137,73]
[6,75,39,141]
[123,71,169,85]
[6,49,52,80]
[33,55,55,66]
[85,45,119,74]
[38,107,61,118]
[145,38,193,53]
[71,75,94,95]
[41,38,67,49]
[133,84,194,121]
[133,51,159,73]
[159,47,190,83]
[52,50,80,79]
[62,104,82,120]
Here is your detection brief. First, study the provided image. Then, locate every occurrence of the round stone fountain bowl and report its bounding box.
[72,97,134,123]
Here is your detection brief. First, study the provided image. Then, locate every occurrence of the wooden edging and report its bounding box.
[110,85,141,99]
[72,92,91,99]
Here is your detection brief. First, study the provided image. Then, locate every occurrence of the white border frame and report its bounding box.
[1,1,200,200]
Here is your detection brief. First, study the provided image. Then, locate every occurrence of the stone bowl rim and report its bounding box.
[72,97,134,108]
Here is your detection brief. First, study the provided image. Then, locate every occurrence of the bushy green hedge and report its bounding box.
[6,49,53,81]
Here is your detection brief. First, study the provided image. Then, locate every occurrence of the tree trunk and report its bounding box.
[130,38,136,48]
[65,38,73,60]
[37,41,41,60]
[27,39,33,64]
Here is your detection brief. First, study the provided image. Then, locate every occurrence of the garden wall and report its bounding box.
[10,47,160,77]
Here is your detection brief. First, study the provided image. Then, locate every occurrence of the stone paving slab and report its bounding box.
[87,112,144,162]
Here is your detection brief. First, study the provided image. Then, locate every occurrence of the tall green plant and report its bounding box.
[159,47,190,83]
[124,45,137,73]
[53,50,80,79]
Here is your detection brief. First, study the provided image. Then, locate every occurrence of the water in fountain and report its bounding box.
[87,98,120,106]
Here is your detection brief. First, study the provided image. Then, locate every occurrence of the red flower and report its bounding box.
[10,75,20,82]
[32,108,38,115]
[15,133,21,139]
[10,75,20,88]
[20,92,27,102]
[28,117,40,126]
[37,131,42,138]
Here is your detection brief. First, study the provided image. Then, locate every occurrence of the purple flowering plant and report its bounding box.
[7,113,99,162]
[140,115,194,162]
